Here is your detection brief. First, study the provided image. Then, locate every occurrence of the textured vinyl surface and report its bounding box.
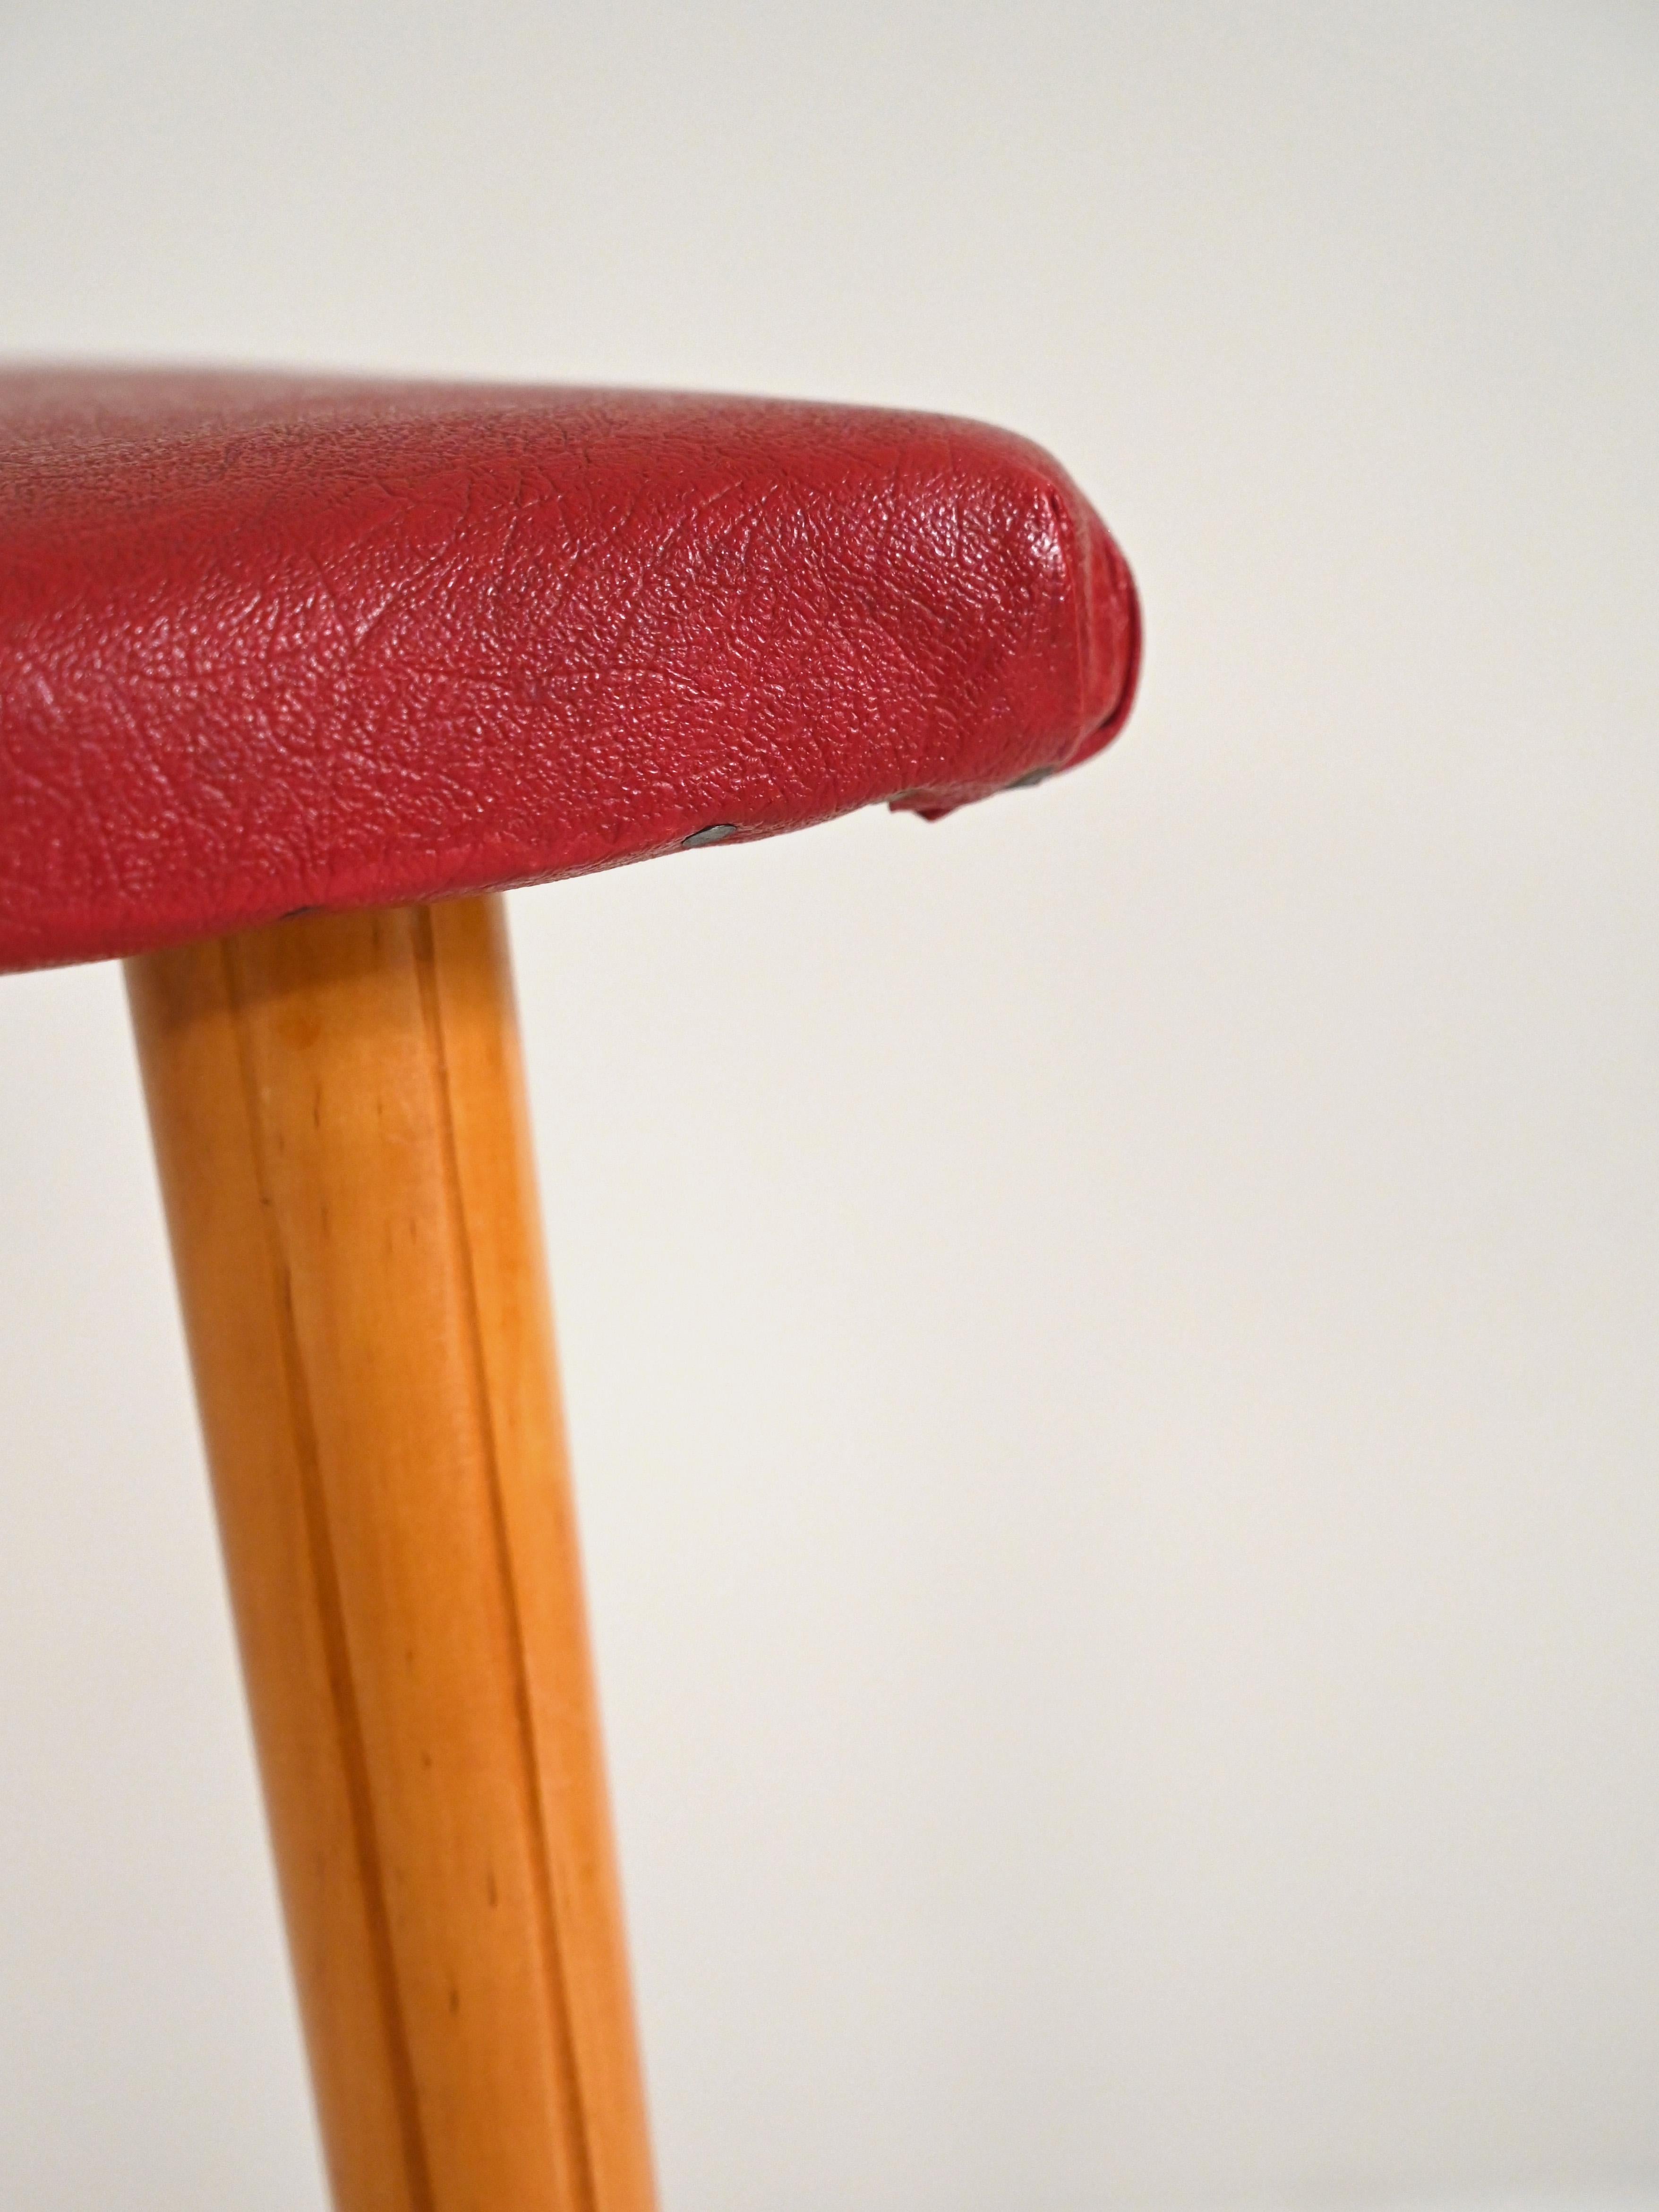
[0,369,1140,972]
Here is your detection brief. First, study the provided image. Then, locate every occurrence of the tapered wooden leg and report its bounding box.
[126,897,655,2212]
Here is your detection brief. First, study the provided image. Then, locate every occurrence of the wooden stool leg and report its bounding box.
[126,897,655,2212]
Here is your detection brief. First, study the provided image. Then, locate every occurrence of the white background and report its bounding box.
[2,4,1657,2207]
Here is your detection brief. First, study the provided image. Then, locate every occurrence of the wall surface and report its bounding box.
[1,4,1657,2208]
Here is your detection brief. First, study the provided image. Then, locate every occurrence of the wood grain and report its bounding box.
[126,897,656,2212]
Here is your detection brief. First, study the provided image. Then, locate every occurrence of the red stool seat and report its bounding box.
[0,369,1140,973]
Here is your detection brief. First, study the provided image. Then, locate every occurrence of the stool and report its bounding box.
[0,368,1141,2212]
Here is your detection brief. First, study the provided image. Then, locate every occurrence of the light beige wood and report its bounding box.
[126,897,656,2212]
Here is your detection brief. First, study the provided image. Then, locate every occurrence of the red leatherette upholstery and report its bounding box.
[0,369,1140,972]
